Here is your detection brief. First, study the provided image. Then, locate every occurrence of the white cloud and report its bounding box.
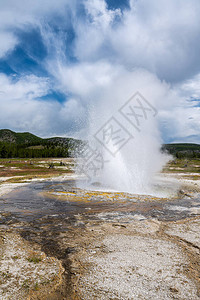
[0,0,74,57]
[177,73,200,100]
[52,60,122,97]
[0,0,200,142]
[0,31,18,58]
[0,74,50,100]
[159,105,200,143]
[0,73,86,137]
[72,0,200,82]
[85,0,120,28]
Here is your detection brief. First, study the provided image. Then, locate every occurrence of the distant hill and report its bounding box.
[0,129,82,158]
[162,143,200,158]
[0,129,81,147]
[0,129,42,145]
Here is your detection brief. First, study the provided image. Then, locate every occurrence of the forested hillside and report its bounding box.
[0,129,81,158]
[162,143,200,158]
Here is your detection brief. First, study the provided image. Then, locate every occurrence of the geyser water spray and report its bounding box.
[75,69,170,194]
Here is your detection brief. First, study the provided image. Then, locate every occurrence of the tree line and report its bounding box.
[174,150,200,159]
[162,144,200,159]
[0,141,69,158]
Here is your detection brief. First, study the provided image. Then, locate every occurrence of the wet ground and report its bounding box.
[0,180,85,222]
[0,179,200,223]
[0,179,200,299]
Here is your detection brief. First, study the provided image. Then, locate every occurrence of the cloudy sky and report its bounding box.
[0,0,200,143]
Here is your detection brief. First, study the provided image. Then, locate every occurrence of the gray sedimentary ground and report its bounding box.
[0,161,200,299]
[70,217,200,300]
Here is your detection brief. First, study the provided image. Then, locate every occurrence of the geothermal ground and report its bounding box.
[0,158,200,299]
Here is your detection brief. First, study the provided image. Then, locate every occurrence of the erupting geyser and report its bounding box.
[76,69,171,195]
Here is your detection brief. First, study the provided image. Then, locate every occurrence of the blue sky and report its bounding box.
[0,0,200,143]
